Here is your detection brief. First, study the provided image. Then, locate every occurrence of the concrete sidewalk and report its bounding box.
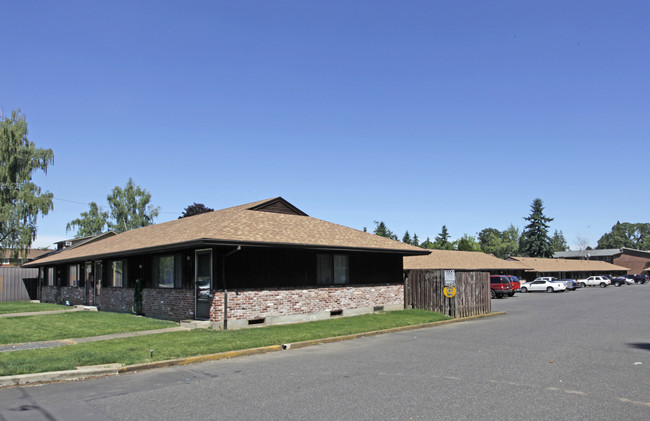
[0,307,84,318]
[0,326,188,352]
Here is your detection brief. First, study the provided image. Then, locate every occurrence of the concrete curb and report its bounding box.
[1,311,505,387]
[119,312,506,373]
[0,364,122,388]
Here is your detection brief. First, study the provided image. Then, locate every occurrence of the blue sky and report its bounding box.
[3,1,648,250]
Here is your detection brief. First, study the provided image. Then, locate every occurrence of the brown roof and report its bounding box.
[26,197,428,266]
[507,256,630,273]
[404,249,531,271]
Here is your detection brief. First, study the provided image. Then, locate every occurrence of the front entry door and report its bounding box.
[195,249,212,320]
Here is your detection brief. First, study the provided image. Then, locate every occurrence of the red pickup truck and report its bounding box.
[490,275,513,299]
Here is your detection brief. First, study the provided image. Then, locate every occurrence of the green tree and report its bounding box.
[478,228,502,256]
[373,220,398,240]
[412,233,419,248]
[0,110,54,258]
[179,202,214,219]
[597,222,650,250]
[107,178,160,233]
[433,225,453,249]
[457,234,481,251]
[550,229,568,252]
[402,230,412,245]
[66,202,109,238]
[521,198,553,257]
[420,236,434,249]
[500,224,520,258]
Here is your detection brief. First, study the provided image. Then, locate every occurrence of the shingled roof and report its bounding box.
[404,249,531,271]
[507,256,629,273]
[26,197,428,266]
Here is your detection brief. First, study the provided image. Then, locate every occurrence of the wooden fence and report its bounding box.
[0,267,39,302]
[404,270,490,318]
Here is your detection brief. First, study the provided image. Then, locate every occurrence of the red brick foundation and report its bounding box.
[209,284,404,324]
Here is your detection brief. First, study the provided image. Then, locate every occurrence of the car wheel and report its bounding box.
[615,282,622,287]
[521,287,528,293]
[600,282,607,288]
[507,292,514,297]
[546,287,554,293]
[491,290,496,299]
[580,282,586,287]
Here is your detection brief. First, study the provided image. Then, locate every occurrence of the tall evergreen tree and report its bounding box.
[402,230,412,245]
[550,229,568,252]
[373,220,398,240]
[412,233,420,248]
[434,225,452,249]
[521,198,553,257]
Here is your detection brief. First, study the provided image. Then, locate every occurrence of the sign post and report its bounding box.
[443,270,456,317]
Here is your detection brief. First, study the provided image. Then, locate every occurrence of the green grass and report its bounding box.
[0,301,68,314]
[0,312,178,344]
[0,309,450,376]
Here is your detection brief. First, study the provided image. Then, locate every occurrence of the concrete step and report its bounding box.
[180,320,212,329]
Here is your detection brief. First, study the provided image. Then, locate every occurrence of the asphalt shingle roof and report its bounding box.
[404,249,530,271]
[27,198,428,266]
[508,256,629,272]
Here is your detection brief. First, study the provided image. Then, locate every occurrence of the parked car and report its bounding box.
[507,275,521,296]
[520,278,567,293]
[490,275,513,299]
[577,276,610,288]
[611,277,627,287]
[633,274,648,284]
[557,278,579,290]
[623,274,637,285]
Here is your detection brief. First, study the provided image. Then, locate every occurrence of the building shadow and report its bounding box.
[628,343,650,351]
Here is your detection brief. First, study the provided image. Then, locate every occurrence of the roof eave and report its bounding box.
[23,239,430,267]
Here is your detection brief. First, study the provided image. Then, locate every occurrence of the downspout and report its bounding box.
[221,246,241,330]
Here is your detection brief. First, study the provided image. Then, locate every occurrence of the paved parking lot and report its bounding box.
[0,285,648,420]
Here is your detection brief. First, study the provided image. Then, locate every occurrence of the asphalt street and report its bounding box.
[0,285,648,420]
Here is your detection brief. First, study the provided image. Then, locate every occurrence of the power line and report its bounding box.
[52,196,179,215]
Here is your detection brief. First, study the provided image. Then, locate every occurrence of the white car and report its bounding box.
[577,276,610,288]
[521,278,567,293]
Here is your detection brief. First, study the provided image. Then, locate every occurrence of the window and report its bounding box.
[108,260,127,287]
[153,254,182,288]
[317,254,349,285]
[47,268,55,286]
[68,264,79,287]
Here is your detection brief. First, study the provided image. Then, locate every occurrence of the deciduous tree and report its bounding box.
[107,178,160,233]
[66,202,109,237]
[0,109,53,258]
[179,202,214,218]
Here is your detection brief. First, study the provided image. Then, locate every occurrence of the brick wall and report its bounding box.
[613,254,650,274]
[142,288,194,321]
[101,288,135,314]
[209,284,404,323]
[41,286,84,305]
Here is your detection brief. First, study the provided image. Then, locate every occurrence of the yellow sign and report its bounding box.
[443,286,457,298]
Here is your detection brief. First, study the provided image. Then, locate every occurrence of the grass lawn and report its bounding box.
[0,301,68,314]
[0,309,450,376]
[0,312,179,344]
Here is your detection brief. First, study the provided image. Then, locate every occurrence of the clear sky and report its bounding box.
[3,1,648,250]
